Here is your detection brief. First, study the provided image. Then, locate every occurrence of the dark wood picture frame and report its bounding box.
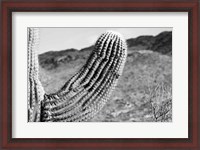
[1,0,199,149]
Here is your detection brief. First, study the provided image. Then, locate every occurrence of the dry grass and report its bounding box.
[147,83,172,122]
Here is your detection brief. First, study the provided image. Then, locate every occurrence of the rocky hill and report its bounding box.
[127,31,172,54]
[39,31,172,70]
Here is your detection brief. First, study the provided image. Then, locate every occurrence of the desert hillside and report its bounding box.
[38,31,172,122]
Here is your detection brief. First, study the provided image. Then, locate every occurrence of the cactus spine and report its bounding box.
[28,28,127,122]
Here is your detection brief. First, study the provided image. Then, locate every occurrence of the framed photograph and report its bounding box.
[1,0,199,149]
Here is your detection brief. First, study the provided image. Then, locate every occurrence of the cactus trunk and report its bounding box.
[28,28,45,122]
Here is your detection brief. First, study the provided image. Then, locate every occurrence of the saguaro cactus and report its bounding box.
[28,28,127,122]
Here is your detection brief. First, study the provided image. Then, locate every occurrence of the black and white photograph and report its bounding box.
[28,27,172,122]
[2,0,199,148]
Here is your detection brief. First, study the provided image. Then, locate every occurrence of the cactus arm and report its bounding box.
[63,36,126,122]
[41,31,127,122]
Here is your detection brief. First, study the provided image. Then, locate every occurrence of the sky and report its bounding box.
[38,28,172,54]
